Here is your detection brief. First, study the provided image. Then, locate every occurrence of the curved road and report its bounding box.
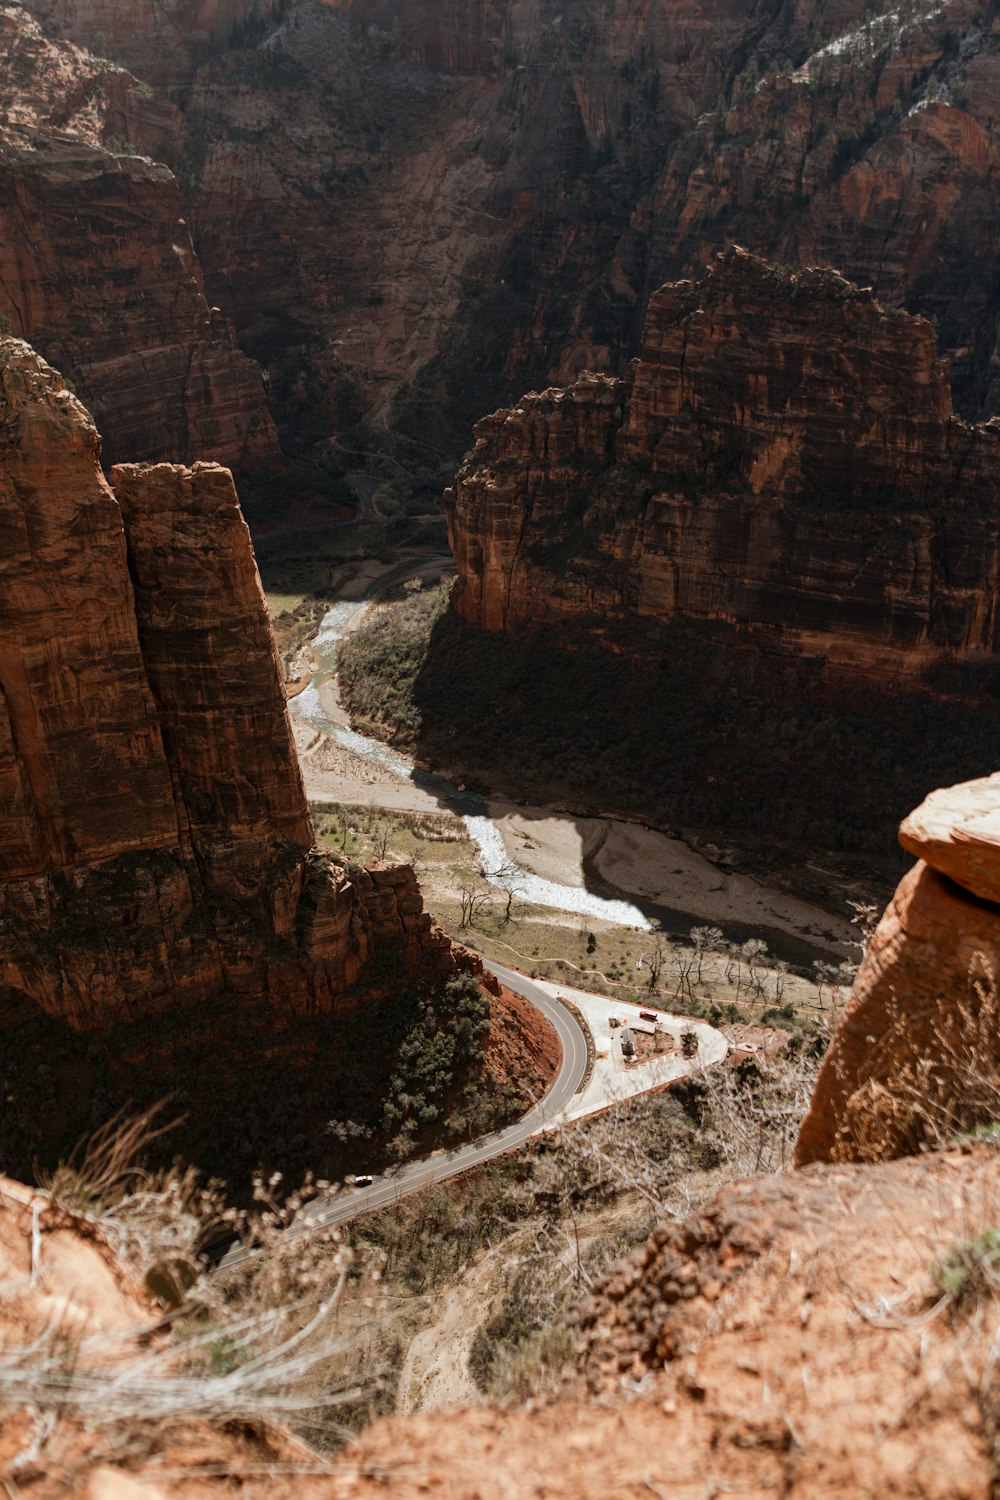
[218,962,589,1269]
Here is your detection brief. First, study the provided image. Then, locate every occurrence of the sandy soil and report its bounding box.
[299,740,451,814]
[395,1253,497,1414]
[343,1148,1000,1500]
[489,802,855,957]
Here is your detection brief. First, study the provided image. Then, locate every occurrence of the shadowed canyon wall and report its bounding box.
[446,248,1000,682]
[0,5,276,468]
[7,0,1000,473]
[0,338,456,1028]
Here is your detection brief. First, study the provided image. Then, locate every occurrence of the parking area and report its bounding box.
[531,979,730,1124]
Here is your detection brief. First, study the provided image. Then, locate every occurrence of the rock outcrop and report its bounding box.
[0,338,459,1028]
[796,771,1000,1165]
[334,1147,1000,1498]
[0,1174,330,1496]
[447,248,1000,683]
[0,4,276,469]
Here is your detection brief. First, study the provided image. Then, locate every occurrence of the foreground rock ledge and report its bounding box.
[6,1147,997,1497]
[797,772,1000,1166]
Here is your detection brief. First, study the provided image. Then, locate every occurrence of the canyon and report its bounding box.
[1,0,999,475]
[0,336,464,1031]
[5,0,1000,1491]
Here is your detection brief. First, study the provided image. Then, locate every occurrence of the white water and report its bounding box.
[463,815,650,927]
[291,590,651,930]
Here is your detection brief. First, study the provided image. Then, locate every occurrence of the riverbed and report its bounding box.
[288,570,855,962]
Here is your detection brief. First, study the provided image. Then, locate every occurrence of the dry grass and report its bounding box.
[4,1109,386,1469]
[836,954,1000,1163]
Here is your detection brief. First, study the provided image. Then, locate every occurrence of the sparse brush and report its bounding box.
[38,1102,180,1213]
[934,1228,1000,1308]
[695,1051,822,1178]
[5,1109,390,1468]
[835,953,1000,1162]
[36,1104,237,1298]
[2,1247,361,1433]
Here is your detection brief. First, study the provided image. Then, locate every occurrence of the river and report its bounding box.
[289,589,653,929]
[287,571,854,964]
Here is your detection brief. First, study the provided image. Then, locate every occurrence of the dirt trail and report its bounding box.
[395,1245,504,1413]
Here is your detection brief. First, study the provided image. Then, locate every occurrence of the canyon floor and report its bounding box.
[280,552,856,968]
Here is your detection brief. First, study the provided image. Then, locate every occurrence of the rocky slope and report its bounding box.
[0,4,275,469]
[344,1146,1000,1499]
[0,1173,330,1497]
[797,770,1000,1165]
[11,1145,996,1496]
[0,337,461,1029]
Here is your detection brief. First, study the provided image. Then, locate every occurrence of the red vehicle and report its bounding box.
[639,1010,658,1023]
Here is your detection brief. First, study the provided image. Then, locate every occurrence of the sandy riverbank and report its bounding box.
[488,802,854,957]
[288,562,855,959]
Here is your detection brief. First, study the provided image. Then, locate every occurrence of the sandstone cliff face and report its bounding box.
[796,771,1000,1165]
[446,249,1000,683]
[12,0,1000,471]
[0,339,453,1028]
[22,0,283,89]
[0,4,276,469]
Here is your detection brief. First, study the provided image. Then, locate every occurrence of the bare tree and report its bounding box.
[487,858,522,926]
[641,932,667,993]
[369,820,392,860]
[741,938,769,998]
[848,899,880,959]
[690,925,723,985]
[672,949,695,1000]
[459,878,493,929]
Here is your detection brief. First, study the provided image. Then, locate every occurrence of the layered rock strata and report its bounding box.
[447,248,1000,683]
[0,339,459,1028]
[0,4,276,468]
[795,771,1000,1164]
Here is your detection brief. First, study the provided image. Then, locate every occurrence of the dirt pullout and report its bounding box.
[489,800,855,957]
[340,1146,999,1499]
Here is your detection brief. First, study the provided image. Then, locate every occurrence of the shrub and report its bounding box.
[934,1228,1000,1307]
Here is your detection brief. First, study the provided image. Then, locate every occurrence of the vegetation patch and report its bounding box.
[338,595,1000,899]
[0,971,523,1199]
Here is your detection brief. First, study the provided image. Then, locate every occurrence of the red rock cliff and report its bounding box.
[796,771,1000,1165]
[0,4,276,469]
[14,0,1000,468]
[0,338,456,1028]
[446,248,1000,684]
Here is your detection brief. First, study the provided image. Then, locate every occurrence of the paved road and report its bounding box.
[218,961,589,1269]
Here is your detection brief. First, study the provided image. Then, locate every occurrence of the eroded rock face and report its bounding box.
[19,0,1000,466]
[796,773,1000,1165]
[447,248,1000,682]
[0,4,276,468]
[0,339,456,1028]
